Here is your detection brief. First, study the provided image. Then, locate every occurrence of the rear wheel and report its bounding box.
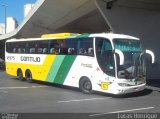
[17,69,24,81]
[79,77,92,94]
[25,70,33,83]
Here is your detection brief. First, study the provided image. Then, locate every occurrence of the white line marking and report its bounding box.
[58,97,112,103]
[31,86,48,88]
[0,86,48,90]
[89,107,155,117]
[0,90,8,93]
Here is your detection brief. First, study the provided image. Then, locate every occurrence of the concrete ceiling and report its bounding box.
[18,0,101,38]
[0,0,104,40]
[1,0,160,40]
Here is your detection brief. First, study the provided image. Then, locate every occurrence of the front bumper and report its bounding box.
[111,83,146,95]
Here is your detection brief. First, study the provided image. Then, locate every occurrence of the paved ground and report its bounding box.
[0,70,160,119]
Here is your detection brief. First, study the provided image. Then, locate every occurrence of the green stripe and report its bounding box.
[53,55,76,84]
[46,55,65,82]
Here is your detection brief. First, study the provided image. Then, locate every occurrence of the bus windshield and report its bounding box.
[95,38,115,77]
[114,39,142,52]
[114,39,146,81]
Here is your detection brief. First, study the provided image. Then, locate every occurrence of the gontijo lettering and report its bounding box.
[20,56,40,62]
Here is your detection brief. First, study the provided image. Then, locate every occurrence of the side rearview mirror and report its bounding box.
[114,49,124,65]
[145,49,155,64]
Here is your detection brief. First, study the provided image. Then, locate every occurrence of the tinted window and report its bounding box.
[96,38,115,76]
[6,40,49,54]
[6,38,94,56]
[77,38,94,56]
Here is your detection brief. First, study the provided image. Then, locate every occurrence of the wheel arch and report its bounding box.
[25,69,31,76]
[25,69,34,83]
[17,68,23,77]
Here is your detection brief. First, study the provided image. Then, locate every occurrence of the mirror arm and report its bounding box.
[145,49,155,64]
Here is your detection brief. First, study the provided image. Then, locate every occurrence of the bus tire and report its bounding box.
[79,77,92,94]
[17,69,24,81]
[25,70,33,83]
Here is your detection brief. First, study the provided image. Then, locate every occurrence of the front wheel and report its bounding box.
[25,70,33,83]
[79,77,92,94]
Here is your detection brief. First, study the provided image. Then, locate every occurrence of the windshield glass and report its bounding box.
[114,39,146,81]
[114,38,142,51]
[96,38,115,77]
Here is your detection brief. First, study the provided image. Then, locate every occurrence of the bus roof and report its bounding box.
[90,33,139,40]
[6,33,139,42]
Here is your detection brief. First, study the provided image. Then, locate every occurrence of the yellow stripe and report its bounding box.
[41,33,80,38]
[6,55,56,81]
[41,33,72,38]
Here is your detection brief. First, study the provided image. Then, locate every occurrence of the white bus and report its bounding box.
[5,33,155,94]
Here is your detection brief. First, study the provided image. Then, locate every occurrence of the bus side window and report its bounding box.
[60,48,68,54]
[65,39,78,55]
[79,48,87,55]
[22,48,25,53]
[18,48,21,53]
[88,48,94,56]
[30,48,35,53]
[43,48,48,54]
[68,48,75,55]
[17,48,24,53]
[50,48,55,54]
[19,48,25,53]
[12,44,19,53]
[77,38,93,56]
[13,48,17,53]
[25,42,29,53]
[37,48,43,53]
[96,38,115,76]
[50,48,59,54]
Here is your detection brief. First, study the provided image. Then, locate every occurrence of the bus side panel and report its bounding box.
[45,55,77,84]
[63,56,117,93]
[63,56,96,88]
[5,54,56,81]
[45,55,65,83]
[31,55,56,81]
[6,62,18,77]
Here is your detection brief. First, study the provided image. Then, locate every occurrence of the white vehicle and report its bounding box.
[5,33,155,95]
